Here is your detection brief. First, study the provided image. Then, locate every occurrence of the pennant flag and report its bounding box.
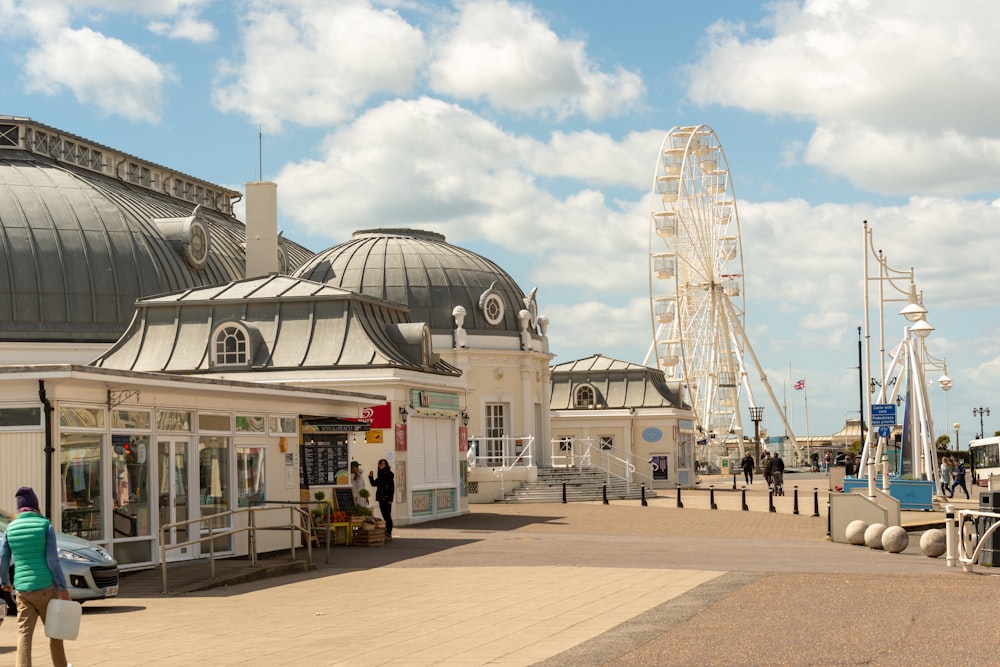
[794,379,806,391]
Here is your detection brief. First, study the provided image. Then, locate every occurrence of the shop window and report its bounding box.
[235,415,265,432]
[61,432,104,541]
[111,409,150,430]
[0,405,42,430]
[157,409,192,432]
[199,413,231,432]
[237,446,266,507]
[269,415,297,435]
[59,405,105,429]
[199,436,231,530]
[111,434,150,538]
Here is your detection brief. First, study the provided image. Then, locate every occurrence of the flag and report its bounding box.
[794,379,806,391]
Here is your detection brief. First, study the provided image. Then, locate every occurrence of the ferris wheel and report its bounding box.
[643,125,792,449]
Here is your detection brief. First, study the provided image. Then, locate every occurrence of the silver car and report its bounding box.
[0,509,119,613]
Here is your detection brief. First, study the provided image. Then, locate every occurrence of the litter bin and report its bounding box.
[978,491,1000,566]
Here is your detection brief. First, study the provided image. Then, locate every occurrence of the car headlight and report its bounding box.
[58,549,91,562]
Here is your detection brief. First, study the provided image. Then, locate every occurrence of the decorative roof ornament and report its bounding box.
[479,281,505,326]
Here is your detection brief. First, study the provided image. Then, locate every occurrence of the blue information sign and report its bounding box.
[878,425,891,438]
[871,403,896,426]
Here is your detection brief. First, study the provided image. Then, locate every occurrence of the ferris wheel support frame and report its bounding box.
[720,293,801,457]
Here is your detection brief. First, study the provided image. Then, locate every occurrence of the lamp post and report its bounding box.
[954,422,960,453]
[974,406,990,439]
[749,406,764,472]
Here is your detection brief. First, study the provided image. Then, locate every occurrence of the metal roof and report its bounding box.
[0,119,312,344]
[293,228,532,336]
[549,354,684,410]
[92,275,461,376]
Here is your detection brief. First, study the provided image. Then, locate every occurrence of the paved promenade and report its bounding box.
[2,480,997,666]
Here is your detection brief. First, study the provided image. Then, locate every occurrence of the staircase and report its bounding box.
[499,467,655,503]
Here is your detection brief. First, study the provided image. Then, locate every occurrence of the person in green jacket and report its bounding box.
[0,487,71,667]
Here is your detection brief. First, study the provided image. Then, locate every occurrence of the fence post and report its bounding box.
[793,487,799,515]
[676,484,683,509]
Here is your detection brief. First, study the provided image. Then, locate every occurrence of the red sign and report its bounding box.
[358,403,392,429]
[395,424,407,451]
[458,425,468,452]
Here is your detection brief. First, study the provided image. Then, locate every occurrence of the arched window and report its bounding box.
[214,324,248,366]
[574,385,595,408]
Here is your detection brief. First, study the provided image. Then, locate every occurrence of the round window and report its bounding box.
[482,293,504,325]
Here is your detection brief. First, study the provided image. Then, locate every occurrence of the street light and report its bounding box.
[954,422,960,453]
[974,406,990,439]
[749,406,764,471]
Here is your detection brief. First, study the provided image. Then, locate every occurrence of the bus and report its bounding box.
[969,436,1000,487]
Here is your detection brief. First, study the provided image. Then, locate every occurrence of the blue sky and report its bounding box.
[3,0,999,443]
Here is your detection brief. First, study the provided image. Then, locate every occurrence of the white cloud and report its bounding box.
[428,0,643,119]
[685,1,1000,197]
[215,0,426,131]
[148,9,217,43]
[23,26,172,122]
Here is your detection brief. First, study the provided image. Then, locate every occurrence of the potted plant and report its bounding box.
[358,488,371,506]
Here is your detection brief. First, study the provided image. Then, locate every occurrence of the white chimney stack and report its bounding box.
[245,181,279,278]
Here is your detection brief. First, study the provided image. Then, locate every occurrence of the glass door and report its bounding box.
[157,438,198,561]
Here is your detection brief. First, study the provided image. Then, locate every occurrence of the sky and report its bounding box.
[2,0,999,445]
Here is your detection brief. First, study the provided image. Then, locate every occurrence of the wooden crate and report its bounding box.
[352,526,386,546]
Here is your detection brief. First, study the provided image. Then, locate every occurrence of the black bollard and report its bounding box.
[793,486,799,515]
[768,490,776,512]
[812,487,820,518]
[741,488,748,511]
[710,486,717,510]
[641,483,648,506]
[676,484,683,509]
[602,483,609,505]
[732,471,737,490]
[562,481,567,504]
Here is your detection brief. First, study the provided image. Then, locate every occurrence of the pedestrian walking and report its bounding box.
[368,459,395,540]
[950,457,970,499]
[763,453,774,489]
[824,451,832,473]
[0,486,72,667]
[940,456,953,498]
[770,452,785,495]
[741,452,755,485]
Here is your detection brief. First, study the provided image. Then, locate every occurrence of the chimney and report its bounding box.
[245,181,279,278]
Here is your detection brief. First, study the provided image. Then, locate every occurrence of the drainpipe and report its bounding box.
[38,381,54,518]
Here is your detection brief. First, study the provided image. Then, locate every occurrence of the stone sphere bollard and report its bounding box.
[864,523,887,549]
[846,519,868,545]
[920,529,947,558]
[881,526,909,553]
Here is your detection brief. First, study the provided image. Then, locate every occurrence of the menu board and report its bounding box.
[300,441,349,487]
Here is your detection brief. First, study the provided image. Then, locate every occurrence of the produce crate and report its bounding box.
[352,526,385,546]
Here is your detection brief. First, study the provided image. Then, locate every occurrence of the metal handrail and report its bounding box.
[467,436,535,470]
[159,504,312,594]
[550,437,655,491]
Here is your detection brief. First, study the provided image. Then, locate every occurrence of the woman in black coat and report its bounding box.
[368,459,395,540]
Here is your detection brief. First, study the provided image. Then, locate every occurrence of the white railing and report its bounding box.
[467,436,534,470]
[159,503,312,593]
[953,507,1000,572]
[549,437,655,492]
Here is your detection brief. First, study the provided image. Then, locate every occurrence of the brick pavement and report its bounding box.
[2,484,994,666]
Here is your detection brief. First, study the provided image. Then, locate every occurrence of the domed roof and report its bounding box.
[293,229,532,335]
[0,117,312,343]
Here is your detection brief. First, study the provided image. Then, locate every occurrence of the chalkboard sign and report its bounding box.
[300,441,350,487]
[333,487,356,511]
